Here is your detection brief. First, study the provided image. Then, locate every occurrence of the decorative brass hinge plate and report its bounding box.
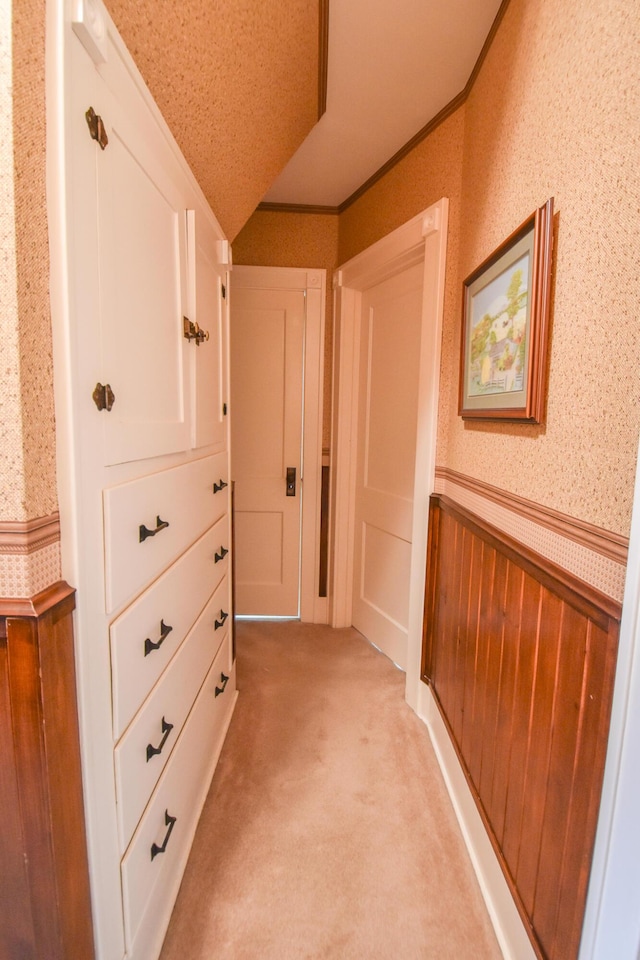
[92,383,115,412]
[183,316,209,346]
[85,106,109,150]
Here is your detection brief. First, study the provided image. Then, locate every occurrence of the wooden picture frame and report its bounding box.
[459,198,553,422]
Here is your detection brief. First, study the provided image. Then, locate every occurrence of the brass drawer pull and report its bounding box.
[144,619,173,657]
[213,479,228,494]
[139,515,170,542]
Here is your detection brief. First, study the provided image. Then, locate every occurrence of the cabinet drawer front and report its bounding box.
[110,516,231,738]
[121,633,235,952]
[114,576,230,850]
[104,452,230,614]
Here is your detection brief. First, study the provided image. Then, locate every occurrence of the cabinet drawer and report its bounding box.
[104,452,230,613]
[121,633,235,954]
[110,516,231,738]
[114,576,230,850]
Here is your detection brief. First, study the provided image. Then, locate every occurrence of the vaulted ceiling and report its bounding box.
[105,0,504,239]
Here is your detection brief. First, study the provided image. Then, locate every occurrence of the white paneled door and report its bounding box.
[231,285,305,616]
[352,262,424,669]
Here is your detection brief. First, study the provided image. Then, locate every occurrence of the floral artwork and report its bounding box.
[468,254,530,398]
[459,198,553,423]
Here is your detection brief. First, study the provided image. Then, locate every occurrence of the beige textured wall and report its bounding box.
[446,0,640,536]
[337,0,640,537]
[0,0,26,518]
[105,0,320,241]
[233,210,340,448]
[0,0,57,523]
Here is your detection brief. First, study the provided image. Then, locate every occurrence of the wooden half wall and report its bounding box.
[422,494,621,960]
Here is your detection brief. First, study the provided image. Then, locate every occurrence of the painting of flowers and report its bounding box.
[459,198,553,423]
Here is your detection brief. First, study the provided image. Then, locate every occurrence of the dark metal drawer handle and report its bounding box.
[146,717,174,762]
[215,673,229,698]
[150,809,177,861]
[213,479,228,494]
[144,620,173,657]
[214,546,229,563]
[214,610,229,630]
[139,516,170,542]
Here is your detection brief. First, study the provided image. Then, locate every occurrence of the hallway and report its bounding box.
[159,621,502,959]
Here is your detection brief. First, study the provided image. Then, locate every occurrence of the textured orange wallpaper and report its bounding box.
[1,0,57,522]
[233,210,340,448]
[445,0,640,535]
[337,0,640,537]
[105,0,320,240]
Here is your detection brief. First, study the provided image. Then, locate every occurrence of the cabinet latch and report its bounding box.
[92,382,115,412]
[183,316,209,346]
[85,106,109,150]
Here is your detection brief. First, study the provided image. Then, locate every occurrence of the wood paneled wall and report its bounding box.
[0,583,95,960]
[422,495,621,960]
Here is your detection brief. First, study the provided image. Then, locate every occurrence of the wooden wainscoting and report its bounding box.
[0,583,95,960]
[422,495,621,960]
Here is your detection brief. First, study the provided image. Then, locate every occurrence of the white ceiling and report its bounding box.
[263,0,503,207]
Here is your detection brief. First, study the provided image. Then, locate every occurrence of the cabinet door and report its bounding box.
[94,80,192,465]
[188,212,227,451]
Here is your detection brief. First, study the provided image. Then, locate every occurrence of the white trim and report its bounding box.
[417,684,537,960]
[329,198,449,692]
[405,204,449,710]
[579,443,640,959]
[230,265,326,624]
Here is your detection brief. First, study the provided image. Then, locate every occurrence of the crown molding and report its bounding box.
[258,0,512,217]
[318,0,330,119]
[256,201,340,216]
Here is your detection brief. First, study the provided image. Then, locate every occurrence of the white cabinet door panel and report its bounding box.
[188,211,227,451]
[95,81,192,465]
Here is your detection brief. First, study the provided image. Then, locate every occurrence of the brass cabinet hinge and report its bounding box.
[85,107,109,150]
[183,316,209,346]
[92,383,115,412]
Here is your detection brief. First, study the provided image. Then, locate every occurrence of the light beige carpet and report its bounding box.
[159,621,502,960]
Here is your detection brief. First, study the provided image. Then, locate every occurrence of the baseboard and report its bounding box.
[416,682,537,960]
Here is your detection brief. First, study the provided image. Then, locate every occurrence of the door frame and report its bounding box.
[329,198,448,705]
[230,265,327,623]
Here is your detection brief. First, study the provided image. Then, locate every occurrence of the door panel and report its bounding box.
[189,212,226,451]
[231,289,304,616]
[352,263,424,668]
[97,93,191,465]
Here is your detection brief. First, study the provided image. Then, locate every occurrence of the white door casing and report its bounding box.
[230,266,326,623]
[330,200,449,705]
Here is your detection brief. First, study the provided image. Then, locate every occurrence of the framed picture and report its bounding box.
[459,198,554,422]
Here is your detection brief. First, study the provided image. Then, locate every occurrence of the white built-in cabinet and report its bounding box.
[48,3,236,958]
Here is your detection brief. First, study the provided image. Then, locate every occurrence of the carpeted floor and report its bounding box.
[159,621,502,960]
